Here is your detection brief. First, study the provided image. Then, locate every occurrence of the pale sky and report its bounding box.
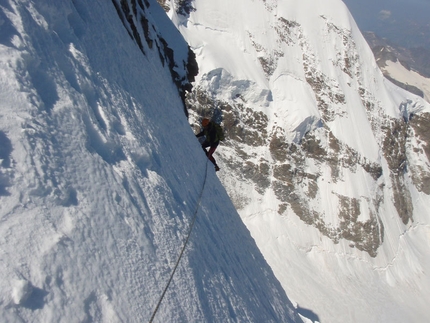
[343,0,430,26]
[343,0,430,48]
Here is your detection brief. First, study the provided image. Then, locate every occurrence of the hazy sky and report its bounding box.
[343,0,430,27]
[343,0,430,48]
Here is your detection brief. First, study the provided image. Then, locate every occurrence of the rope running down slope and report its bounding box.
[149,160,209,323]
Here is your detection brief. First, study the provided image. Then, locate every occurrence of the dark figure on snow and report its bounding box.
[196,118,223,171]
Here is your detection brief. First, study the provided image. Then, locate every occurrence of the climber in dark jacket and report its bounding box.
[196,118,221,171]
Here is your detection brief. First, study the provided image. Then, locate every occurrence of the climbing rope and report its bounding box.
[148,160,209,323]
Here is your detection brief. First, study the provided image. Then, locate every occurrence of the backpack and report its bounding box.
[214,123,225,141]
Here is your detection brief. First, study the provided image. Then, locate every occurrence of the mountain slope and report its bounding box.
[0,0,302,322]
[165,0,430,322]
[363,32,430,102]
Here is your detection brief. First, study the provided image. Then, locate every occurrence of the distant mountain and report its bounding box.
[341,0,430,101]
[364,17,430,50]
[342,0,430,50]
[364,32,430,78]
[364,31,430,102]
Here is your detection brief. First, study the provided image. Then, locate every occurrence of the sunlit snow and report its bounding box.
[0,0,302,322]
[170,0,430,322]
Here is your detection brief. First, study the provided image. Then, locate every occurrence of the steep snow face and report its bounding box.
[0,0,302,322]
[167,0,430,322]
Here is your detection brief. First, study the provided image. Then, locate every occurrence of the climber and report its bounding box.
[196,118,224,171]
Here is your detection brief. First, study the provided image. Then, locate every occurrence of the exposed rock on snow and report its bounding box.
[0,0,303,322]
[172,0,430,322]
[408,112,430,194]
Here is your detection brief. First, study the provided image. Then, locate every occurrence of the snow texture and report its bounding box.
[169,0,430,322]
[0,0,301,322]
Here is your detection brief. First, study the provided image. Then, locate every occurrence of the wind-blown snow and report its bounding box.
[0,0,302,322]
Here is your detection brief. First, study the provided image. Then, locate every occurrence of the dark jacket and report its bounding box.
[196,122,219,145]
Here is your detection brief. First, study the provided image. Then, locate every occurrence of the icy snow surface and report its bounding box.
[0,0,302,322]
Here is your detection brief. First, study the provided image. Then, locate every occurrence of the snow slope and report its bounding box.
[0,0,302,322]
[168,0,430,322]
[383,60,430,102]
